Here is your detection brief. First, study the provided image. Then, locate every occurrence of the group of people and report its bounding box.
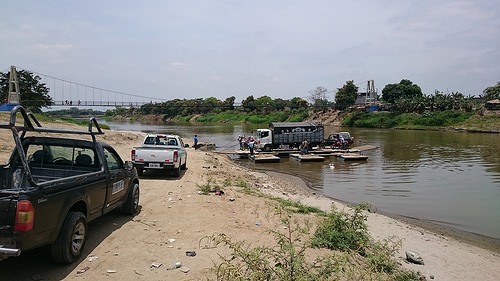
[332,135,348,149]
[62,100,82,106]
[237,135,256,155]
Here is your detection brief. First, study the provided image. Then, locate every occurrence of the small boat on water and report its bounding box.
[290,154,325,162]
[249,154,281,163]
[338,153,368,161]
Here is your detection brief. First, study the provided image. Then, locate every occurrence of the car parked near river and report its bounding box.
[131,134,188,177]
[323,132,354,148]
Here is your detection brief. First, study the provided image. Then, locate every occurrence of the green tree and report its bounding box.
[381,79,422,104]
[137,102,154,115]
[289,97,308,108]
[273,98,288,111]
[163,99,185,117]
[313,99,330,112]
[0,69,54,112]
[222,96,235,110]
[203,97,221,113]
[255,95,273,107]
[335,80,358,110]
[241,95,256,112]
[482,81,500,100]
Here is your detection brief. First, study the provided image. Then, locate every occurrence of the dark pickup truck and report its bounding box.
[323,132,354,149]
[0,106,140,263]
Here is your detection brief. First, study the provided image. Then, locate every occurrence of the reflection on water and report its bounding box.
[101,119,500,240]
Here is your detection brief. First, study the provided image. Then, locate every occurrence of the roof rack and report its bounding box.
[0,105,106,188]
[0,105,104,140]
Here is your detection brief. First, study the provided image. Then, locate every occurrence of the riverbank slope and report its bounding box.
[112,108,500,134]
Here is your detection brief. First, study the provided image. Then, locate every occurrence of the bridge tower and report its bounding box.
[365,80,377,106]
[0,66,21,111]
[8,65,21,104]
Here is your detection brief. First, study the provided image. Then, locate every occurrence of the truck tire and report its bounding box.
[122,182,140,215]
[181,159,187,170]
[264,145,272,152]
[137,168,143,176]
[51,211,87,263]
[173,161,181,177]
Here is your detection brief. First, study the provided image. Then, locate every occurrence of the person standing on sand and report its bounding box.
[194,135,198,149]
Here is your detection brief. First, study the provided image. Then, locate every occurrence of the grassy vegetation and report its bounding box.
[175,115,194,122]
[206,200,419,280]
[183,108,310,124]
[343,110,476,130]
[194,111,247,122]
[272,197,325,215]
[58,117,109,130]
[310,203,370,253]
[57,116,111,129]
[197,174,420,280]
[196,177,220,195]
[27,114,111,130]
[458,112,500,132]
[167,107,499,133]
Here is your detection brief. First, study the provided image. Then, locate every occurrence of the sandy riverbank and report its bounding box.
[263,170,500,255]
[1,122,500,280]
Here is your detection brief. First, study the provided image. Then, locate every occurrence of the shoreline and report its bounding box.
[258,168,500,255]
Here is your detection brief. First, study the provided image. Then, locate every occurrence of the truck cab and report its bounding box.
[255,129,273,152]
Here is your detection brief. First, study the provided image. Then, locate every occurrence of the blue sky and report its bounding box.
[1,0,499,104]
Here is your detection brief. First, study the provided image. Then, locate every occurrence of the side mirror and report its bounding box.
[124,161,134,171]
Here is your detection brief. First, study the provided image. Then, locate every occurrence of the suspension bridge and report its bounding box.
[2,66,165,110]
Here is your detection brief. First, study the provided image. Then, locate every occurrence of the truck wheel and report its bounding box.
[181,159,187,170]
[122,182,140,215]
[264,145,271,152]
[173,162,181,177]
[137,168,143,176]
[51,211,87,263]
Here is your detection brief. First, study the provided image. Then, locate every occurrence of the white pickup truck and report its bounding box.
[131,134,188,177]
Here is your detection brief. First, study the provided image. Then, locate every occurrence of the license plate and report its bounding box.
[149,163,160,168]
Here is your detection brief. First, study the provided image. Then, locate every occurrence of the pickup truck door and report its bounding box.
[102,147,130,211]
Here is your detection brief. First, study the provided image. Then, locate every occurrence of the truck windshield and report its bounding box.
[257,131,269,138]
[339,132,351,139]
